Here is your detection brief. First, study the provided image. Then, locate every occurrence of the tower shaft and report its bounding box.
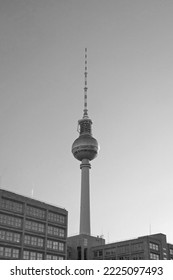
[72,49,99,237]
[80,159,91,235]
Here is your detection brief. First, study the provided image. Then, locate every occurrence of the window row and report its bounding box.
[150,253,159,260]
[47,240,64,252]
[25,220,45,233]
[48,212,65,224]
[149,242,159,251]
[23,250,43,260]
[0,230,20,243]
[26,205,46,219]
[0,214,22,228]
[47,225,65,238]
[24,235,44,247]
[0,246,19,259]
[46,254,64,260]
[0,198,23,213]
[23,251,65,260]
[131,243,143,252]
[93,250,103,258]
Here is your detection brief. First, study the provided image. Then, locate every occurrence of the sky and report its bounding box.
[0,0,173,244]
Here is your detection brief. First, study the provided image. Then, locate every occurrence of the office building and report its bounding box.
[0,188,67,260]
[91,233,173,260]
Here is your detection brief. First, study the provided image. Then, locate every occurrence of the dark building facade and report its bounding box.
[67,234,105,260]
[0,188,68,260]
[67,233,173,260]
[91,233,173,260]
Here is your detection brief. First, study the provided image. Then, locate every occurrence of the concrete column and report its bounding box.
[80,158,91,235]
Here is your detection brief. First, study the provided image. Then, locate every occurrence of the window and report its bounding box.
[131,243,143,252]
[150,253,159,260]
[0,214,22,228]
[46,254,64,260]
[47,240,52,249]
[37,253,43,260]
[47,226,53,235]
[53,241,59,250]
[23,250,43,260]
[59,242,64,252]
[83,238,88,246]
[6,231,13,242]
[1,198,23,213]
[37,238,44,247]
[31,237,37,246]
[25,220,45,233]
[48,212,65,224]
[0,247,4,257]
[30,252,36,260]
[149,243,159,251]
[12,249,19,259]
[24,235,31,245]
[13,233,20,243]
[117,245,129,254]
[170,249,173,255]
[26,206,45,219]
[59,229,65,238]
[4,248,12,258]
[23,251,29,260]
[47,226,65,238]
[0,230,21,243]
[0,230,5,240]
[24,235,44,247]
[46,254,52,260]
[47,240,64,252]
[0,247,19,259]
[38,223,44,233]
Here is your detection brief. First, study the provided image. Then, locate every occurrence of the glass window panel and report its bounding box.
[30,252,36,260]
[13,233,20,243]
[59,242,64,252]
[5,247,12,257]
[37,253,43,260]
[23,251,29,260]
[0,247,4,256]
[46,254,52,260]
[12,249,19,259]
[47,240,52,249]
[53,241,58,250]
[0,230,5,240]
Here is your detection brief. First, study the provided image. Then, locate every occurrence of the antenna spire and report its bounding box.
[83,48,88,118]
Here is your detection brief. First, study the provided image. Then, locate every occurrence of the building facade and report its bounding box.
[0,188,68,260]
[67,233,173,260]
[91,233,173,260]
[67,234,105,260]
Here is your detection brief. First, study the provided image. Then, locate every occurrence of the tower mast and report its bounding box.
[83,48,88,118]
[72,49,99,235]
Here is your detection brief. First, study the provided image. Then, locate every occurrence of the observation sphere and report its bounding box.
[72,134,99,161]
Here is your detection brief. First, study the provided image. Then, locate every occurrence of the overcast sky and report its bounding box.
[0,0,173,243]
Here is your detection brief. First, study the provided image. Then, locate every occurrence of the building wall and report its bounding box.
[0,189,68,260]
[90,233,173,260]
[167,243,173,260]
[67,234,105,260]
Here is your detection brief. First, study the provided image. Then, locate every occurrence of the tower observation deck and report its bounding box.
[72,49,99,235]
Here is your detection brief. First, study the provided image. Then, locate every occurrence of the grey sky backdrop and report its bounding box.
[0,0,173,243]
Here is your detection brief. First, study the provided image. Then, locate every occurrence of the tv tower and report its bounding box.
[72,49,99,235]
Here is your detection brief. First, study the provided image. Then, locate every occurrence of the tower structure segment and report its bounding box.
[72,49,99,235]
